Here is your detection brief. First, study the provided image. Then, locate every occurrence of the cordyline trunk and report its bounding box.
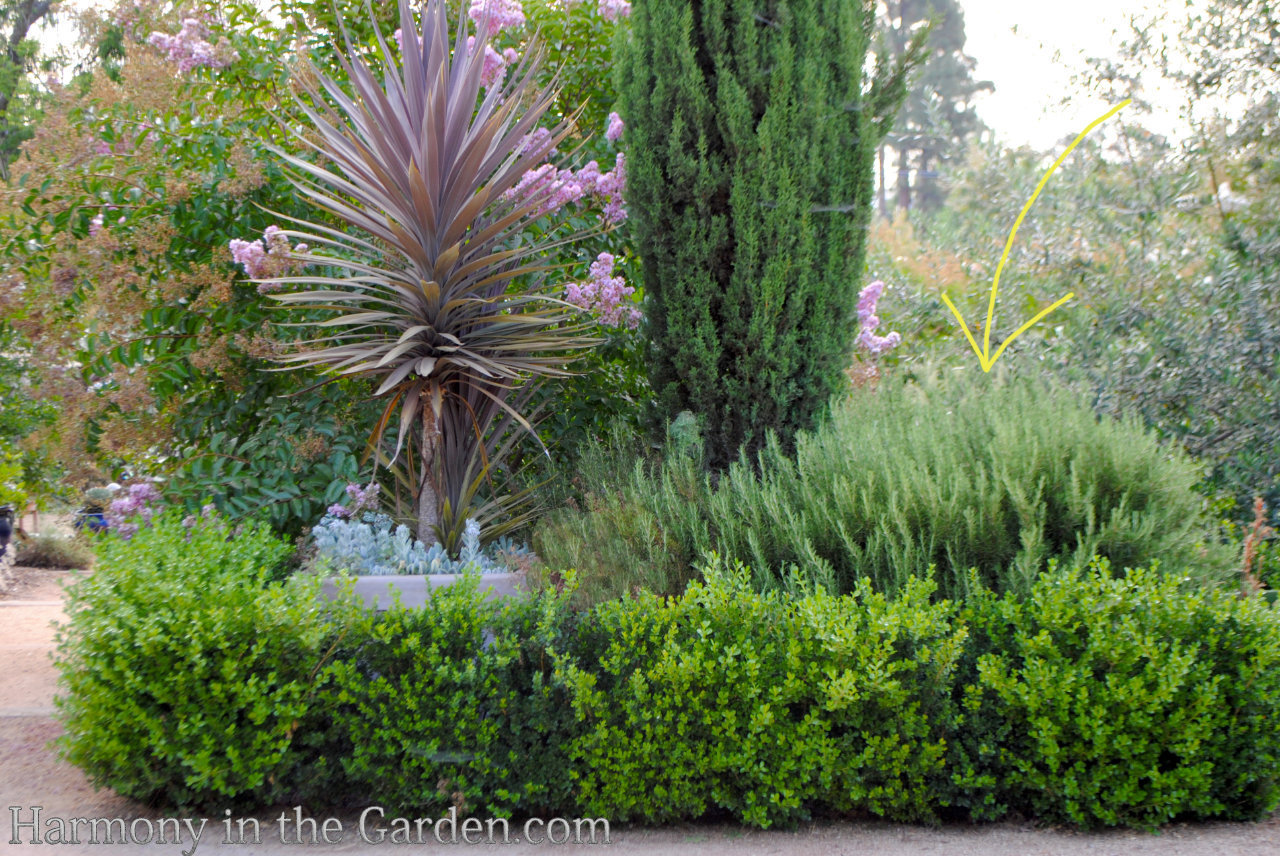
[417,406,442,544]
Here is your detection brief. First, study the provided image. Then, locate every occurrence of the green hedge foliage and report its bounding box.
[536,375,1229,601]
[954,560,1280,828]
[555,557,964,826]
[54,529,1280,828]
[53,512,347,810]
[320,580,582,818]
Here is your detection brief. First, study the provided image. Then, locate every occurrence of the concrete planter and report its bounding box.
[319,572,526,611]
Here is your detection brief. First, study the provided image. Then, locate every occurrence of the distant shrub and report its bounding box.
[14,534,93,569]
[53,512,346,810]
[954,559,1280,827]
[1044,262,1280,532]
[537,374,1228,600]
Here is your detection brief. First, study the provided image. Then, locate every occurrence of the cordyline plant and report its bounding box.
[259,0,599,550]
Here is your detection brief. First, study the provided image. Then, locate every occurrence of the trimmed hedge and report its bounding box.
[55,527,1280,827]
[321,580,582,818]
[53,513,346,810]
[555,558,964,826]
[954,560,1280,827]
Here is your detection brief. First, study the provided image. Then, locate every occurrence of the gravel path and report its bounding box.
[2,566,1277,855]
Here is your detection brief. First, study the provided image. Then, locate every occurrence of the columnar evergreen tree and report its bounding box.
[620,0,922,467]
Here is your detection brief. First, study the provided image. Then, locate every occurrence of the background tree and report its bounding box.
[877,0,990,214]
[0,0,57,177]
[621,0,924,468]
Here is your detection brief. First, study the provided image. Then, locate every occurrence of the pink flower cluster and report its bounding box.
[856,280,902,356]
[504,164,586,216]
[392,28,422,53]
[326,482,382,519]
[469,0,526,36]
[504,150,627,225]
[598,0,632,22]
[594,152,627,224]
[519,127,555,157]
[107,482,163,540]
[466,36,519,88]
[148,18,235,74]
[565,252,641,328]
[605,111,624,142]
[229,226,309,294]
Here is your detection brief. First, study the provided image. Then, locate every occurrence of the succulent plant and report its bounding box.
[309,510,531,576]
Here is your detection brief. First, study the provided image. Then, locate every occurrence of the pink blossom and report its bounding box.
[518,127,556,158]
[502,164,587,216]
[598,0,631,21]
[107,481,164,539]
[565,252,641,328]
[503,163,556,205]
[575,159,602,191]
[230,226,308,292]
[468,0,525,36]
[466,36,510,88]
[500,149,627,223]
[326,481,380,520]
[594,152,628,225]
[856,280,901,356]
[148,18,236,74]
[605,111,624,142]
[89,213,104,238]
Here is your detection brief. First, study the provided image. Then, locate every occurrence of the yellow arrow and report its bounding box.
[942,99,1130,372]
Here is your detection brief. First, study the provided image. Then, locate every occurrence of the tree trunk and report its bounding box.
[877,145,887,218]
[896,144,912,211]
[416,405,441,544]
[918,148,933,212]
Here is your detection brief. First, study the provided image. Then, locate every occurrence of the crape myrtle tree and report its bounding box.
[620,0,925,468]
[2,0,635,539]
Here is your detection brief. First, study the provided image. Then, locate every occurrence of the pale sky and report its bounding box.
[959,0,1186,149]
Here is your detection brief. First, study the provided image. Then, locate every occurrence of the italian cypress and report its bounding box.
[620,0,922,467]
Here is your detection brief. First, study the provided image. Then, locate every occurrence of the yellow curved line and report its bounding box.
[945,99,1130,372]
[987,291,1076,368]
[940,291,986,365]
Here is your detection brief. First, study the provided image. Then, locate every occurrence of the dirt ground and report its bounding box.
[2,565,1278,855]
